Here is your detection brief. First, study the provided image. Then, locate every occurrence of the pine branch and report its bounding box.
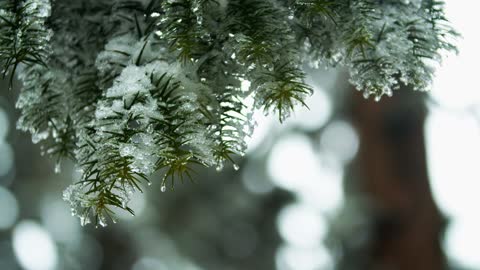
[254,61,313,122]
[0,0,457,226]
[0,0,51,88]
[159,0,214,63]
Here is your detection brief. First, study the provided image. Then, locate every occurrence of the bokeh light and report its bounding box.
[0,140,13,178]
[445,219,480,268]
[267,133,322,191]
[425,108,480,268]
[0,108,9,141]
[284,87,332,131]
[275,244,331,270]
[319,120,359,164]
[245,110,275,155]
[268,133,343,212]
[13,221,58,270]
[426,0,480,268]
[0,186,18,230]
[277,202,326,248]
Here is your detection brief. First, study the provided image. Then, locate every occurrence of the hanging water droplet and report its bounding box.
[80,215,91,227]
[374,95,382,102]
[385,89,393,97]
[233,164,240,171]
[147,182,152,186]
[54,163,61,174]
[363,91,370,99]
[216,164,223,172]
[161,185,167,192]
[98,217,107,227]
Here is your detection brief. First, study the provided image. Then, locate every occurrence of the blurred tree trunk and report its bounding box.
[348,89,447,270]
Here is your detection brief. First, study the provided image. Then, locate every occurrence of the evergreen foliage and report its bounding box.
[0,0,457,226]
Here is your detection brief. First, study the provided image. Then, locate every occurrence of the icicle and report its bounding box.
[80,215,91,227]
[54,163,61,174]
[98,215,107,227]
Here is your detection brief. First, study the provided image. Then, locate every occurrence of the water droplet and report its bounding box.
[98,218,107,227]
[233,164,240,171]
[54,163,61,174]
[80,215,91,227]
[161,185,167,192]
[216,164,223,172]
[147,182,152,186]
[374,95,381,102]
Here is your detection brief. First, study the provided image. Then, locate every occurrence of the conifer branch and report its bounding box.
[0,0,458,226]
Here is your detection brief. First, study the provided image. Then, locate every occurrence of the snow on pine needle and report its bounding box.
[0,0,457,226]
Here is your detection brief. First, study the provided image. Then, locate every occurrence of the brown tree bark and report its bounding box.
[347,89,447,270]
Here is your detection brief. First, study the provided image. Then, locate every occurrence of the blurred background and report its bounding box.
[0,1,479,269]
